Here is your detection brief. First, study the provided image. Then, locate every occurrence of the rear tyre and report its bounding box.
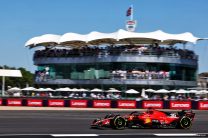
[179,116,192,129]
[111,116,126,130]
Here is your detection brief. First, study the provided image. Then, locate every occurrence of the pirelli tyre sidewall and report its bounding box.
[179,116,192,129]
[111,116,126,130]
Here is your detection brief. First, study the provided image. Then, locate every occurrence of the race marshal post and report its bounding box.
[126,5,137,32]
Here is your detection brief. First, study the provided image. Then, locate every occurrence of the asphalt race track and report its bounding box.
[0,110,207,138]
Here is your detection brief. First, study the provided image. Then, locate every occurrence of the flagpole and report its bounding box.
[131,4,133,21]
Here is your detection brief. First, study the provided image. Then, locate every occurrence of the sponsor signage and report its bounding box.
[142,101,163,109]
[198,101,208,110]
[70,100,87,108]
[7,99,22,106]
[27,99,43,107]
[170,101,191,109]
[48,99,64,107]
[117,100,136,108]
[93,100,111,108]
[126,20,137,32]
[0,99,2,105]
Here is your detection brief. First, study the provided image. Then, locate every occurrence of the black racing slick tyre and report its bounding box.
[179,116,192,129]
[111,116,126,130]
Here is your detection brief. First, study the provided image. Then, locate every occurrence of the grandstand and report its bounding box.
[25,29,202,92]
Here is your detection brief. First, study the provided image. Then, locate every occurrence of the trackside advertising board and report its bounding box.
[48,99,64,107]
[70,100,87,108]
[198,101,208,110]
[27,99,43,107]
[117,100,136,108]
[0,99,2,105]
[7,99,22,106]
[93,100,111,108]
[170,101,191,109]
[142,101,163,109]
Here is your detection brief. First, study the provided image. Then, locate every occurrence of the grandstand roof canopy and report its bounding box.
[25,29,204,48]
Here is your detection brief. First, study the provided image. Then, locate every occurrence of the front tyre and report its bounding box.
[179,116,192,129]
[111,116,126,130]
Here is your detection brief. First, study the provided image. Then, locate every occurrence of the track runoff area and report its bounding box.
[0,108,207,138]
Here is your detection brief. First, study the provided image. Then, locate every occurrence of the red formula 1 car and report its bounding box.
[91,109,195,129]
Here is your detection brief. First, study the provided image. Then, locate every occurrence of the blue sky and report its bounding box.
[0,0,207,73]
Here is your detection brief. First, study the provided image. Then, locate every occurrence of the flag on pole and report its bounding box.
[126,7,132,16]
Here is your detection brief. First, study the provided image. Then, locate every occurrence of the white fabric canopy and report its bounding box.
[21,87,36,91]
[91,88,103,92]
[70,88,80,92]
[25,34,60,47]
[169,90,177,93]
[45,88,54,91]
[55,87,71,91]
[189,90,199,93]
[106,88,121,93]
[8,87,21,92]
[34,88,48,92]
[145,89,155,92]
[34,88,54,92]
[79,88,89,92]
[155,89,170,93]
[59,33,87,46]
[176,89,189,94]
[198,90,208,94]
[35,34,60,46]
[25,36,40,47]
[25,29,201,47]
[125,89,139,94]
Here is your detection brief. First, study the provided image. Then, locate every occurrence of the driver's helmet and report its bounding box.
[104,113,114,119]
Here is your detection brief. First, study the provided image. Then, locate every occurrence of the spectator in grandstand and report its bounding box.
[163,95,169,100]
[170,95,176,100]
[136,96,142,101]
[113,93,121,99]
[106,93,111,99]
[49,92,53,97]
[90,93,97,98]
[34,45,196,60]
[35,92,40,97]
[82,92,87,98]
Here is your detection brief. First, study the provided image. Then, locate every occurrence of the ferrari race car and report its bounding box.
[91,109,195,129]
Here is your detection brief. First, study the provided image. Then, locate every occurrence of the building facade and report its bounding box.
[26,29,200,91]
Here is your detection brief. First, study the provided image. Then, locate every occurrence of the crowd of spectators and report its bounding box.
[145,94,208,101]
[23,91,122,99]
[35,67,50,82]
[35,69,170,82]
[111,70,170,80]
[33,45,197,60]
[11,90,208,101]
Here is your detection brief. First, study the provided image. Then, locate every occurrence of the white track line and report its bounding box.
[52,134,99,137]
[0,133,207,137]
[154,133,198,136]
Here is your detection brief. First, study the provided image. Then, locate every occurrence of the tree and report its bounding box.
[199,72,208,78]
